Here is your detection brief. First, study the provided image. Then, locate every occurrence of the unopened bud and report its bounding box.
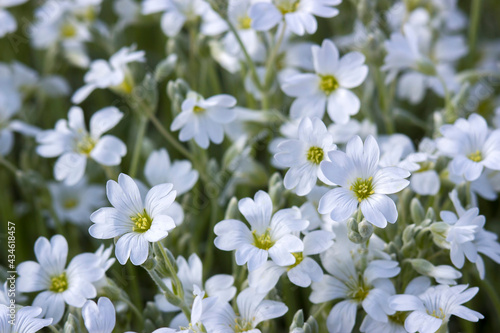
[410,198,425,224]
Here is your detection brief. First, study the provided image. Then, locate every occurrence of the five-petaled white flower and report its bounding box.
[389,284,483,333]
[203,288,288,333]
[89,173,177,265]
[214,190,308,271]
[319,135,410,228]
[17,235,104,324]
[281,39,368,124]
[36,106,126,185]
[171,91,237,149]
[275,117,337,196]
[249,0,341,36]
[437,113,500,181]
[72,45,145,104]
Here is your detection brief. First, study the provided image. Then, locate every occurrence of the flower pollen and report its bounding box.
[131,209,153,233]
[193,106,205,114]
[288,252,304,270]
[232,317,254,332]
[307,146,324,164]
[49,272,68,293]
[76,135,96,155]
[319,75,339,95]
[350,177,375,202]
[252,228,274,250]
[277,0,300,14]
[467,150,482,162]
[238,16,252,29]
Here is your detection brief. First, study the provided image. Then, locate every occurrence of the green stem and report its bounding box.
[145,265,192,320]
[468,0,482,60]
[146,110,194,161]
[261,23,287,109]
[156,242,184,301]
[0,156,20,176]
[203,196,220,276]
[47,325,60,333]
[125,262,143,318]
[128,115,148,178]
[120,295,144,324]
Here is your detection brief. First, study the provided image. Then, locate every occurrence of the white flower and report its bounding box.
[0,305,52,333]
[389,284,483,333]
[249,0,341,36]
[82,297,116,333]
[141,0,227,37]
[310,248,401,332]
[17,235,105,324]
[437,113,500,181]
[203,288,288,332]
[274,117,337,196]
[432,190,500,279]
[144,148,199,195]
[404,138,441,196]
[155,253,236,328]
[360,276,431,333]
[214,190,308,271]
[72,46,145,104]
[319,135,410,228]
[382,23,465,103]
[171,92,237,149]
[49,177,105,225]
[281,39,368,124]
[36,106,126,185]
[89,173,177,265]
[248,230,334,292]
[0,0,29,37]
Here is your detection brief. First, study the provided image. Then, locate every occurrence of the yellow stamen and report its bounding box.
[467,150,482,162]
[131,209,153,233]
[49,272,68,293]
[319,75,339,95]
[350,177,375,202]
[306,146,324,164]
[252,228,274,250]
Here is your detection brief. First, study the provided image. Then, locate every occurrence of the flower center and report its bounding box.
[319,75,339,95]
[388,311,408,325]
[252,228,274,250]
[193,106,205,114]
[232,318,254,332]
[350,177,375,202]
[63,198,78,209]
[76,135,96,155]
[288,252,304,270]
[467,150,482,162]
[131,209,153,233]
[238,16,252,29]
[60,23,77,38]
[49,272,68,293]
[307,146,324,164]
[416,161,434,173]
[276,0,300,14]
[427,308,445,319]
[348,281,371,302]
[111,70,135,95]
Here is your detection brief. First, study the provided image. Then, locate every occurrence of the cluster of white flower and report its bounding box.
[2,0,500,332]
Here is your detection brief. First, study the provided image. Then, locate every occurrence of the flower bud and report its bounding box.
[154,54,178,82]
[410,197,425,224]
[358,220,374,239]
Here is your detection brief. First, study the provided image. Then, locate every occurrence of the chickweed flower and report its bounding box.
[319,135,410,228]
[36,106,126,185]
[281,39,368,123]
[17,235,104,324]
[214,190,308,271]
[89,173,177,265]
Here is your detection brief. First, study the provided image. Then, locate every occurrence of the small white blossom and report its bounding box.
[89,173,177,265]
[319,135,410,228]
[72,46,145,103]
[249,0,341,36]
[274,117,337,196]
[390,284,483,333]
[17,235,105,324]
[171,92,237,149]
[437,113,500,181]
[281,39,368,124]
[214,190,308,271]
[36,106,126,185]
